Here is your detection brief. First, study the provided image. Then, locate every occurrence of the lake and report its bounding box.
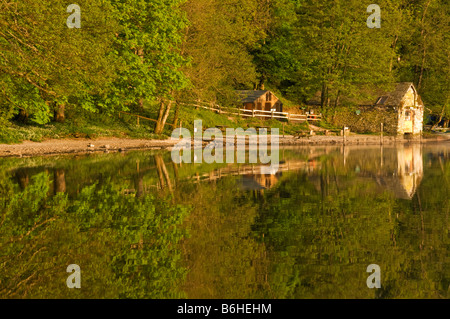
[0,142,448,298]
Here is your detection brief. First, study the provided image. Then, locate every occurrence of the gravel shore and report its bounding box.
[0,134,449,158]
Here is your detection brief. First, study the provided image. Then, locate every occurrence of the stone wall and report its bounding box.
[413,107,424,134]
[396,87,424,135]
[333,107,398,134]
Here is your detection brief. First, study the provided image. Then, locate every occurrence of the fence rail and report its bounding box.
[118,111,176,127]
[118,101,322,130]
[179,102,322,122]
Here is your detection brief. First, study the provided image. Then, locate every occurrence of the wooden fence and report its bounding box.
[179,101,322,122]
[118,111,176,127]
[118,101,322,130]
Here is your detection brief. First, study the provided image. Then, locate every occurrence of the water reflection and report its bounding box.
[7,145,426,200]
[0,143,448,298]
[202,144,425,200]
[346,144,424,200]
[396,145,423,199]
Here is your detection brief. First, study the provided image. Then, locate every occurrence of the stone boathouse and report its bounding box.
[334,82,425,136]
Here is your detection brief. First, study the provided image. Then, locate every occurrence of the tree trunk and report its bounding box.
[389,35,398,73]
[137,98,144,112]
[154,100,173,134]
[320,83,328,112]
[333,91,341,122]
[172,103,180,127]
[161,101,172,127]
[18,109,29,123]
[54,104,65,123]
[418,40,427,90]
[154,100,166,134]
[418,0,432,90]
[431,104,446,130]
[136,48,145,112]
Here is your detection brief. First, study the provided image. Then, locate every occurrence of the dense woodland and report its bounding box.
[1,0,449,134]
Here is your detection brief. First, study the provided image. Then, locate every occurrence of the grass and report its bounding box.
[0,112,166,144]
[174,105,312,135]
[1,103,329,144]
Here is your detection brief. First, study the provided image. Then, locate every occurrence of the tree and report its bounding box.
[396,0,450,127]
[179,0,267,106]
[107,0,189,134]
[253,1,412,115]
[0,0,119,124]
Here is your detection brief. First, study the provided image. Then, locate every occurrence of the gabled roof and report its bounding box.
[375,82,416,106]
[236,90,269,103]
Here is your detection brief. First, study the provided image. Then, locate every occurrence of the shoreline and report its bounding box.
[0,134,449,158]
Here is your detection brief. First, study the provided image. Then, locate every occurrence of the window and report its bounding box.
[405,111,411,121]
[376,96,388,105]
[266,92,272,101]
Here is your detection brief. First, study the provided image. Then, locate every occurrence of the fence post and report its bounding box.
[252,109,255,118]
[137,116,139,127]
[271,110,274,119]
[343,126,346,145]
[380,123,384,145]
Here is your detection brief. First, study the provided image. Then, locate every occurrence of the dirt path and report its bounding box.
[0,134,449,158]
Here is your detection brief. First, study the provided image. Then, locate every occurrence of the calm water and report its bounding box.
[0,143,449,298]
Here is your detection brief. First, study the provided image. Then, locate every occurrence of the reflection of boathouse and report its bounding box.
[237,158,321,192]
[376,145,423,199]
[308,145,424,200]
[240,173,281,191]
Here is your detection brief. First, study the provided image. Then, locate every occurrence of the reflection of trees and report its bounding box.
[0,172,187,298]
[1,146,448,298]
[250,148,448,298]
[54,169,66,194]
[174,178,271,299]
[133,160,144,198]
[155,155,172,192]
[14,170,29,190]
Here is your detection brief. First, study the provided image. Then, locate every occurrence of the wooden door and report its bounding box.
[403,110,413,133]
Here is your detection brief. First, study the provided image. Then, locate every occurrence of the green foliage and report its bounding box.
[0,109,169,144]
[179,0,268,103]
[396,0,450,114]
[155,0,450,126]
[1,0,449,137]
[0,171,188,298]
[254,1,398,107]
[0,0,120,124]
[107,0,189,110]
